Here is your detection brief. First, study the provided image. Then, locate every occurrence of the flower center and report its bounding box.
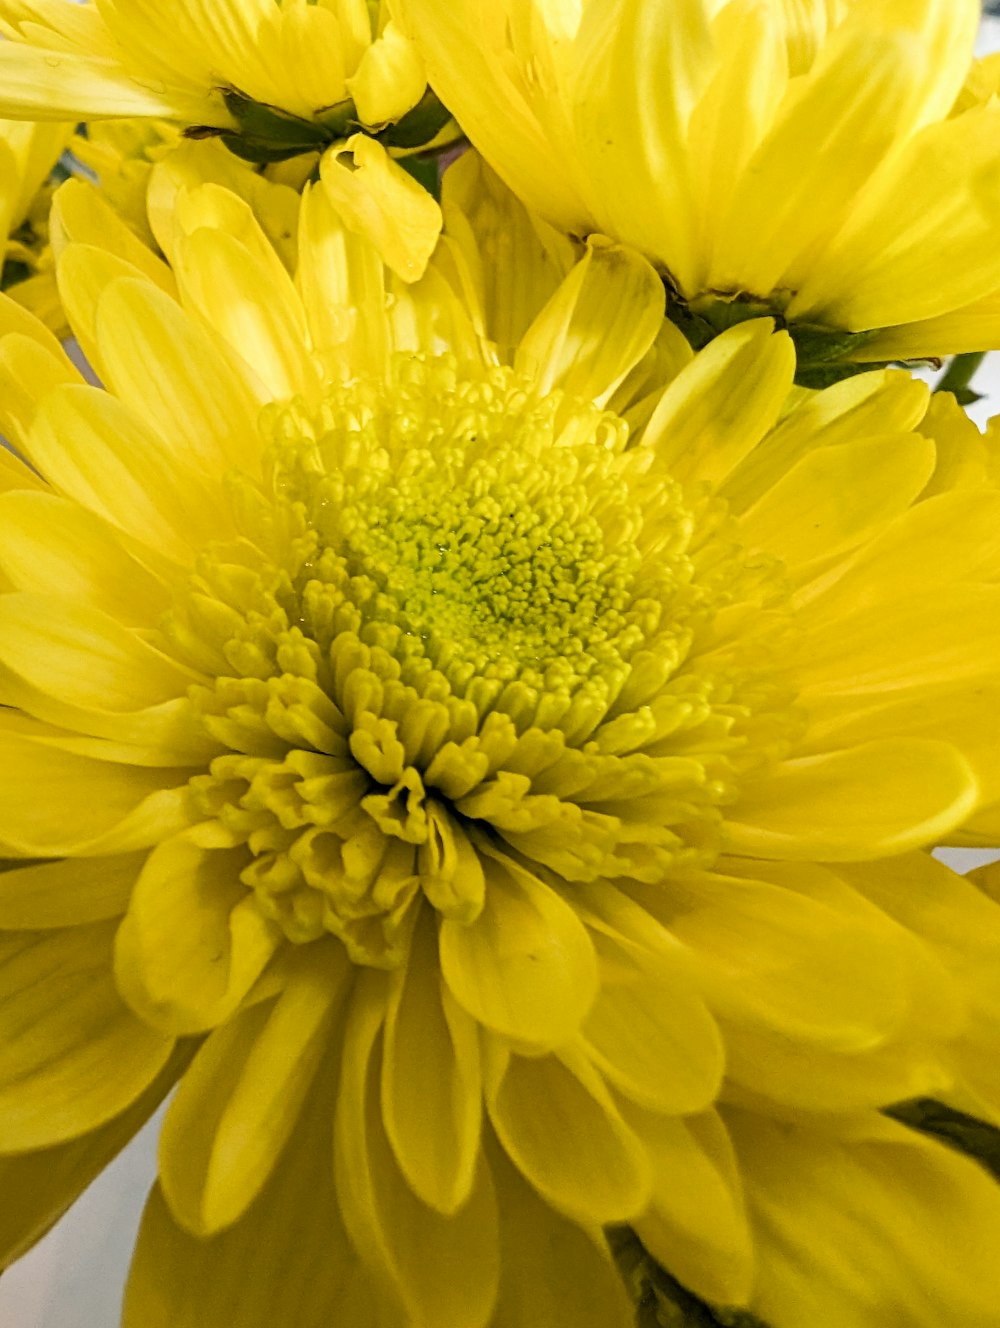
[170,357,797,965]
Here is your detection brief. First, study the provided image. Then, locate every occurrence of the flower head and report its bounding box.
[2,163,1000,1326]
[396,0,1000,368]
[0,0,446,277]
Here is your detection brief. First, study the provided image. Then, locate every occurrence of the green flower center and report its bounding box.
[170,357,797,965]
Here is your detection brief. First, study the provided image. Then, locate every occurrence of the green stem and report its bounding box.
[934,351,986,396]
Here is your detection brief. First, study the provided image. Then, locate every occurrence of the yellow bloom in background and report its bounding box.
[2,162,1000,1327]
[0,117,73,333]
[396,0,1000,370]
[0,0,447,277]
[69,119,180,251]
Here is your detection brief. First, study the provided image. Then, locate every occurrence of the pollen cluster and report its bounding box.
[168,357,796,964]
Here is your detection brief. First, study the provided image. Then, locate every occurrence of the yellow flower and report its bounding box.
[0,117,73,333]
[0,0,446,278]
[2,163,1000,1327]
[396,0,1000,367]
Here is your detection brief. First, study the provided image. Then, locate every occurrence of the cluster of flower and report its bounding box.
[2,3,1000,1327]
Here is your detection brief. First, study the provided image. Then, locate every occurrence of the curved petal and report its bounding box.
[173,227,314,401]
[114,834,283,1035]
[381,906,482,1215]
[159,939,349,1235]
[320,135,442,283]
[486,1041,651,1225]
[514,240,664,407]
[629,1107,753,1307]
[738,432,936,572]
[93,275,264,473]
[0,721,193,856]
[581,926,723,1115]
[488,1139,634,1328]
[0,44,182,119]
[335,972,500,1328]
[729,1108,1000,1328]
[0,1043,191,1272]
[0,853,144,929]
[26,381,226,562]
[723,738,979,861]
[0,491,169,625]
[124,1091,355,1328]
[640,319,795,489]
[439,853,598,1050]
[0,921,174,1151]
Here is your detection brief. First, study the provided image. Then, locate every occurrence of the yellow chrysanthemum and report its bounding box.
[0,116,73,333]
[0,0,446,278]
[396,0,1000,369]
[2,161,1000,1328]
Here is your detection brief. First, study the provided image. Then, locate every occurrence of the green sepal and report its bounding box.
[375,89,454,150]
[213,88,341,163]
[0,259,32,292]
[665,288,884,388]
[397,153,441,198]
[609,1228,771,1328]
[189,87,456,166]
[885,1098,1000,1182]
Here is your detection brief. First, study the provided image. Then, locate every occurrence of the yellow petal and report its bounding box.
[124,1080,355,1328]
[0,853,144,929]
[710,28,923,296]
[489,1140,634,1328]
[0,44,182,119]
[729,1108,1000,1328]
[114,834,282,1035]
[26,380,227,562]
[688,1,788,236]
[93,274,264,473]
[0,721,193,856]
[347,20,426,127]
[0,921,174,1150]
[856,291,1000,361]
[160,940,350,1235]
[0,591,198,715]
[724,738,978,860]
[394,0,588,231]
[439,851,598,1049]
[629,1108,753,1307]
[0,328,81,454]
[486,1041,651,1225]
[671,866,931,1046]
[335,972,500,1328]
[582,927,723,1115]
[320,134,442,282]
[796,492,1000,619]
[738,431,936,572]
[296,179,390,377]
[794,586,1000,700]
[50,177,176,295]
[514,239,664,407]
[720,367,928,514]
[641,319,795,489]
[791,102,1000,328]
[0,490,168,624]
[569,0,713,292]
[382,906,482,1214]
[0,1043,190,1272]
